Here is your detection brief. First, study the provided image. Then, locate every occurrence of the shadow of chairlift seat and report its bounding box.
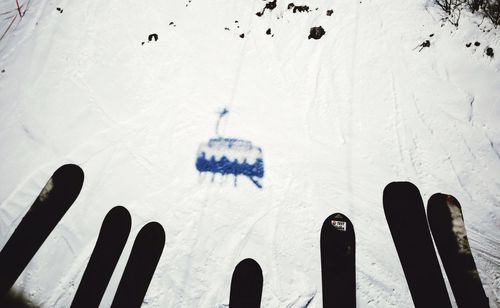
[196,137,264,188]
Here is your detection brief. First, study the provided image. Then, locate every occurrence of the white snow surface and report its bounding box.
[0,0,499,307]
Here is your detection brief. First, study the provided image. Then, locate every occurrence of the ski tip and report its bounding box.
[108,205,129,214]
[53,164,85,189]
[232,258,263,288]
[325,212,351,221]
[104,206,132,229]
[55,164,84,178]
[235,258,262,274]
[428,193,447,207]
[36,164,84,205]
[383,181,419,196]
[138,222,166,246]
[427,193,461,214]
[428,193,459,205]
[382,181,421,209]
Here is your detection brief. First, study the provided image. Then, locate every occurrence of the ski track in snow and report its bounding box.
[0,0,499,307]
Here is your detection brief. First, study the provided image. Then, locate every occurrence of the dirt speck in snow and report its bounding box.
[256,0,277,17]
[308,26,325,40]
[486,47,494,58]
[148,33,158,42]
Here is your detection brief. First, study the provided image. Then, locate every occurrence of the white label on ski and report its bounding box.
[331,220,346,231]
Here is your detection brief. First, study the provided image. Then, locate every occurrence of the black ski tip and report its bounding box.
[427,193,463,222]
[229,258,263,308]
[50,164,85,200]
[427,193,460,209]
[104,206,132,229]
[138,222,166,245]
[234,258,263,277]
[54,163,83,175]
[320,212,355,256]
[54,164,84,183]
[134,221,166,259]
[382,181,421,213]
[428,192,448,204]
[383,181,419,199]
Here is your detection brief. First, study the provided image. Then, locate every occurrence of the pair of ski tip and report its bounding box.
[71,206,165,308]
[383,181,489,308]
[229,213,355,308]
[0,164,166,308]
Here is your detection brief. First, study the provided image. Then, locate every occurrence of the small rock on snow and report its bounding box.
[308,26,325,40]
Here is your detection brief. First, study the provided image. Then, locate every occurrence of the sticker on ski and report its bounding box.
[195,108,264,188]
[331,220,347,231]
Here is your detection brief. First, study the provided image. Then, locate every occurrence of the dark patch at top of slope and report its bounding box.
[256,0,277,17]
[288,3,310,13]
[486,47,494,57]
[308,26,325,40]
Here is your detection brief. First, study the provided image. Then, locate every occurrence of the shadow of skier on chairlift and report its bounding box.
[195,108,264,188]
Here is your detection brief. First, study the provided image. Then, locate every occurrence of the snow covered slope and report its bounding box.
[0,0,499,306]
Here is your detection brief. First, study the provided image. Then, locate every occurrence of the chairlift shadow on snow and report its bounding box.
[195,108,264,189]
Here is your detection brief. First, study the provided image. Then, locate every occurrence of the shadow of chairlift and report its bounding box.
[195,108,264,189]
